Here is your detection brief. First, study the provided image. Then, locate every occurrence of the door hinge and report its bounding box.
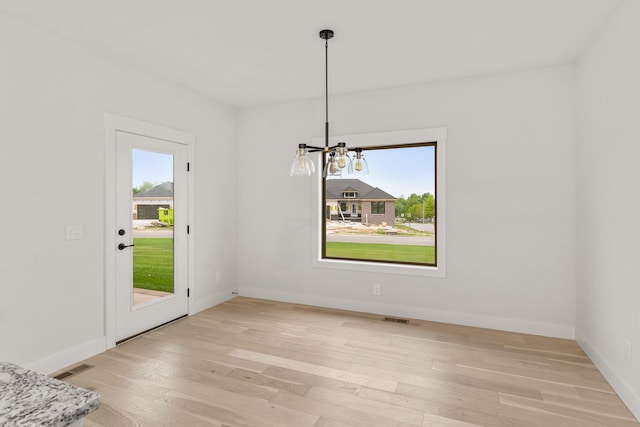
[187,225,190,234]
[187,288,190,297]
[187,162,190,171]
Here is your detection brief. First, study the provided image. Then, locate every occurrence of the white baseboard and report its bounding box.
[19,287,237,376]
[24,336,107,375]
[20,288,238,375]
[238,287,575,339]
[191,287,237,314]
[576,333,640,421]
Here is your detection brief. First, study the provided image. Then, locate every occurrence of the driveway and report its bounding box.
[132,229,173,238]
[402,222,434,233]
[131,220,173,238]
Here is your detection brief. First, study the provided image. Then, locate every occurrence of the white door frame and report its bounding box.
[104,113,195,349]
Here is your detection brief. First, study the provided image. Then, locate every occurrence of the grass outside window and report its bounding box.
[132,238,174,293]
[326,242,435,265]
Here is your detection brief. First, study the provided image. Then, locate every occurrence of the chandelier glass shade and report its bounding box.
[289,144,316,176]
[348,147,369,175]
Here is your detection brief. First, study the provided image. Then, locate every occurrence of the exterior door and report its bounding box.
[114,130,189,342]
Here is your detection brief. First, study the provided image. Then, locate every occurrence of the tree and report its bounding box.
[395,196,406,217]
[133,181,154,195]
[396,192,436,221]
[398,192,435,221]
[404,194,421,219]
[423,193,435,220]
[408,203,423,220]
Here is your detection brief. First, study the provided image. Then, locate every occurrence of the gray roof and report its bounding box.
[363,187,396,200]
[135,182,173,197]
[325,178,395,200]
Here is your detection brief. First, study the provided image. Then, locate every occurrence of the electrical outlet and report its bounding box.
[625,340,633,361]
[373,284,381,296]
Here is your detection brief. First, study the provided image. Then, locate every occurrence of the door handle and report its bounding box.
[118,243,135,250]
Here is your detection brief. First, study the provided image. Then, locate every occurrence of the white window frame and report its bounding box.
[311,127,447,278]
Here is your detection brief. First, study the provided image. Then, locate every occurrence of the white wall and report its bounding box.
[0,13,238,373]
[238,65,577,338]
[575,0,640,418]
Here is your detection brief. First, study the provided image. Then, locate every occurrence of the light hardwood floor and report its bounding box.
[60,297,639,426]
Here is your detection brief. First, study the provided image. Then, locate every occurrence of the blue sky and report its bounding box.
[328,145,435,199]
[132,145,435,198]
[132,149,174,188]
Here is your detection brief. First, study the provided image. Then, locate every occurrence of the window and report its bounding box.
[323,142,435,267]
[343,191,356,198]
[371,201,385,215]
[312,127,446,277]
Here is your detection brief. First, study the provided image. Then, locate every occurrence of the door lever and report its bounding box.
[118,243,135,250]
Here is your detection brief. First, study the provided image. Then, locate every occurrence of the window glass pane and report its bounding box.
[323,143,436,266]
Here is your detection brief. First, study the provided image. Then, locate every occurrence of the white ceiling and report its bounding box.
[0,0,622,108]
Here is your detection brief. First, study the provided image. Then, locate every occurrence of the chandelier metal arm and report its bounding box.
[300,144,359,153]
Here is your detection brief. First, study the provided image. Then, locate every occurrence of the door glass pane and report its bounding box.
[131,149,174,306]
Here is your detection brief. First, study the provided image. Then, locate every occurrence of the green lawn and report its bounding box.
[133,238,174,293]
[131,238,433,293]
[326,242,435,264]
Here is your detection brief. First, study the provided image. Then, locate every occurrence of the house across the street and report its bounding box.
[133,182,174,220]
[325,178,396,226]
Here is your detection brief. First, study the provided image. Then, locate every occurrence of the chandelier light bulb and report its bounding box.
[336,142,348,169]
[337,156,347,169]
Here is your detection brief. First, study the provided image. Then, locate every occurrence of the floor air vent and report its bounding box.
[383,316,410,324]
[53,363,93,380]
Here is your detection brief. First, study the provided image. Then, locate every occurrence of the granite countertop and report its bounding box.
[0,362,100,426]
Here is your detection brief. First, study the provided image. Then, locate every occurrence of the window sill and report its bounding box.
[312,256,446,278]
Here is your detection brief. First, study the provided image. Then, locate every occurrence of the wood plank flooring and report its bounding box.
[59,297,639,426]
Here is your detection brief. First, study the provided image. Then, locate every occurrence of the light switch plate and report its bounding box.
[66,224,83,240]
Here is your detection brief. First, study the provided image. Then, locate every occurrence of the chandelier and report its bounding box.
[290,29,369,177]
